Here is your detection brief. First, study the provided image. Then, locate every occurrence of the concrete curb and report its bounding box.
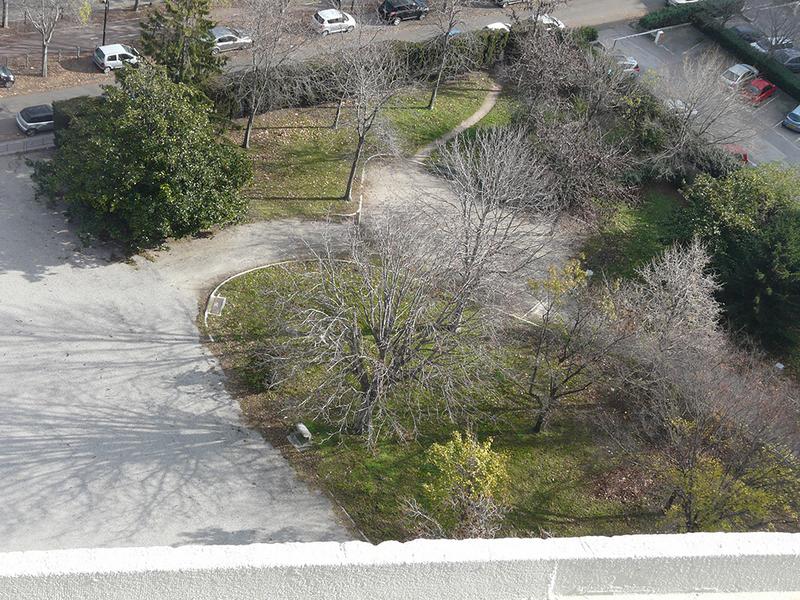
[0,134,54,156]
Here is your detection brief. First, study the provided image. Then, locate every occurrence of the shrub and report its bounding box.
[572,25,599,46]
[33,65,252,250]
[639,0,742,30]
[684,164,800,351]
[52,95,104,134]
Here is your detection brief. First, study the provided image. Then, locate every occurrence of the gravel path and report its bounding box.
[0,153,349,551]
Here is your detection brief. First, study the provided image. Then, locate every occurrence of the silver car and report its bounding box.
[16,104,54,136]
[209,26,253,54]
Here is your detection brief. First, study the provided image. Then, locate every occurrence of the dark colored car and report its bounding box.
[729,23,764,43]
[773,48,800,72]
[377,0,428,25]
[0,65,14,88]
[16,104,54,136]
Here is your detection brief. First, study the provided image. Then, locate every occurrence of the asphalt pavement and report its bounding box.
[599,21,800,166]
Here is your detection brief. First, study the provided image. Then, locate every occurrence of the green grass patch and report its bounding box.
[238,107,354,220]
[583,186,684,279]
[206,263,658,542]
[237,72,497,220]
[386,72,495,153]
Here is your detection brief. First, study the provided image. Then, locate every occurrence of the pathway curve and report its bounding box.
[0,84,569,552]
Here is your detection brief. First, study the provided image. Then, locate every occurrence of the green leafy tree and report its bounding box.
[685,164,800,351]
[404,432,510,538]
[32,65,251,249]
[140,0,223,86]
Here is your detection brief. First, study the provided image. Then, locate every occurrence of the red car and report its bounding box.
[742,78,777,104]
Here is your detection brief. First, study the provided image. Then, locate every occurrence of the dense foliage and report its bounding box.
[140,0,224,86]
[685,165,800,350]
[32,65,252,249]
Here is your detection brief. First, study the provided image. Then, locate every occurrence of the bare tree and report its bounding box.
[645,51,752,178]
[496,260,626,433]
[758,5,800,55]
[2,0,9,28]
[334,36,407,200]
[602,241,800,531]
[427,125,556,317]
[21,0,90,77]
[425,0,466,110]
[509,0,568,30]
[236,0,301,149]
[289,218,484,445]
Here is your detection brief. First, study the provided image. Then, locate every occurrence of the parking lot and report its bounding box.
[599,21,800,166]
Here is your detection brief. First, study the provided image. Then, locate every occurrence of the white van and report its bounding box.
[312,9,356,36]
[93,44,140,73]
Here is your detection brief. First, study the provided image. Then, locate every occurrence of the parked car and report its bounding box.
[0,65,14,88]
[312,9,356,35]
[741,78,777,104]
[665,98,698,117]
[16,104,54,136]
[721,63,758,87]
[729,23,765,43]
[484,22,511,32]
[782,104,800,132]
[534,13,565,31]
[723,144,753,165]
[378,0,428,25]
[667,0,700,5]
[773,48,800,72]
[750,36,793,54]
[611,53,640,76]
[93,44,140,73]
[209,26,252,53]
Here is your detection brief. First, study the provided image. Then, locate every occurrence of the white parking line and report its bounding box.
[772,121,800,147]
[754,97,777,111]
[683,40,706,55]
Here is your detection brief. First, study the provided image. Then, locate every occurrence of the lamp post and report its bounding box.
[102,0,110,46]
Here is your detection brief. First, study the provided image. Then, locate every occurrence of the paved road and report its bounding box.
[0,152,350,550]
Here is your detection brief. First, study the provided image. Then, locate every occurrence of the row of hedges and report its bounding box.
[694,15,800,101]
[208,29,512,119]
[638,0,742,30]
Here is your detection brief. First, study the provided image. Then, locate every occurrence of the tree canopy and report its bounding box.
[140,0,224,86]
[33,65,252,249]
[685,164,800,351]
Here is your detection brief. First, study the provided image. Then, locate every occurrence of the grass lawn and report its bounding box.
[237,72,497,220]
[206,263,659,542]
[237,107,355,221]
[583,185,685,280]
[386,72,497,153]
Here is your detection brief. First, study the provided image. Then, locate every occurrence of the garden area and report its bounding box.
[238,72,498,221]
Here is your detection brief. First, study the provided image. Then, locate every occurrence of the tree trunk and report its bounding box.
[427,38,448,110]
[41,41,48,78]
[2,0,9,29]
[344,134,366,201]
[133,0,140,10]
[332,96,344,129]
[353,386,378,442]
[242,109,255,149]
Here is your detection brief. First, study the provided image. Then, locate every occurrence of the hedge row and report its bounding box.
[638,0,742,30]
[694,15,800,102]
[209,29,512,119]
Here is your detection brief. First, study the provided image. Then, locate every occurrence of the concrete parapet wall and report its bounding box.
[1,533,799,599]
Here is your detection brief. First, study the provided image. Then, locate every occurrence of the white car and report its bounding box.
[665,98,698,118]
[667,0,700,5]
[209,26,253,54]
[610,53,640,76]
[312,9,356,36]
[535,14,565,31]
[750,37,793,54]
[484,22,511,32]
[721,63,759,87]
[93,44,140,73]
